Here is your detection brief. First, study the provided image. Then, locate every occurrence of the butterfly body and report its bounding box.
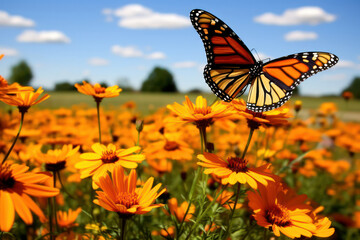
[190,9,338,112]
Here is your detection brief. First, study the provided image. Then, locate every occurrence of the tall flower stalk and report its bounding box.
[75,81,122,143]
[1,87,49,164]
[167,96,235,237]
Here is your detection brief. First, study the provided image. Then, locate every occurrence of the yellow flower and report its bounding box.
[294,100,302,112]
[36,144,79,172]
[93,165,165,217]
[75,81,122,103]
[0,87,49,113]
[197,152,276,189]
[0,163,59,232]
[75,143,145,188]
[167,95,235,128]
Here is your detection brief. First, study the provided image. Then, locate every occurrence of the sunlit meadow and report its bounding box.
[1,55,360,239]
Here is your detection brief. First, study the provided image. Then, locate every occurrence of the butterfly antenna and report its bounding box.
[251,48,271,63]
[250,48,261,61]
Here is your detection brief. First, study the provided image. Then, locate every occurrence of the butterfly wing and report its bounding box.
[247,52,339,112]
[190,9,256,101]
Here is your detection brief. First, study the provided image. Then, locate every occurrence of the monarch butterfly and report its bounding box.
[190,9,339,112]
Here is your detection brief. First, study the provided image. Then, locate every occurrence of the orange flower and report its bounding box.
[207,189,242,210]
[231,99,291,129]
[318,102,337,116]
[93,165,165,217]
[148,158,172,175]
[57,207,82,228]
[75,81,122,103]
[167,95,235,128]
[167,197,195,222]
[0,163,59,232]
[0,87,49,113]
[197,152,276,189]
[75,143,145,188]
[0,75,32,99]
[144,133,194,162]
[152,226,175,238]
[342,91,353,101]
[247,181,334,239]
[36,144,79,172]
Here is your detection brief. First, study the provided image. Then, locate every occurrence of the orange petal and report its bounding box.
[0,191,15,232]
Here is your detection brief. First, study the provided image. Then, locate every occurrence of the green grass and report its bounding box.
[1,91,360,117]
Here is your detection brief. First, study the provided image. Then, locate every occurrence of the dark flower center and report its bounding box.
[194,106,212,115]
[0,165,15,190]
[245,109,264,130]
[227,157,248,173]
[164,141,180,151]
[45,161,67,172]
[94,86,106,94]
[265,204,291,227]
[116,192,139,208]
[101,150,119,163]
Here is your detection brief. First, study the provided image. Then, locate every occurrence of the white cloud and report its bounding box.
[0,10,35,27]
[111,45,166,59]
[254,6,336,26]
[88,58,109,66]
[82,70,90,77]
[17,30,70,43]
[113,4,152,17]
[334,60,360,69]
[111,45,143,57]
[102,8,113,22]
[320,73,347,81]
[172,61,197,68]
[146,51,166,59]
[284,31,318,41]
[105,4,191,29]
[0,47,19,56]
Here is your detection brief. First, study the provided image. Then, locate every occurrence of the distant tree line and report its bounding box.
[6,60,360,98]
[342,76,360,99]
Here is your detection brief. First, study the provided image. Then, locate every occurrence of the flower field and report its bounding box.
[1,69,360,239]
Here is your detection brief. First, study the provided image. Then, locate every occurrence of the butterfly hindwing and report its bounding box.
[247,52,339,112]
[246,74,293,112]
[205,64,251,101]
[190,9,255,101]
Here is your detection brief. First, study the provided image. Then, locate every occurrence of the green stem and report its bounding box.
[178,125,207,238]
[224,183,241,239]
[48,197,54,240]
[57,172,75,199]
[96,101,102,144]
[241,223,256,240]
[184,185,227,240]
[2,112,25,164]
[52,171,58,234]
[120,218,127,240]
[241,128,255,159]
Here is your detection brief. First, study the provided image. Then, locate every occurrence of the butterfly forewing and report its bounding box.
[190,9,255,101]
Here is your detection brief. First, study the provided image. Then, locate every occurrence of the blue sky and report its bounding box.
[1,0,359,95]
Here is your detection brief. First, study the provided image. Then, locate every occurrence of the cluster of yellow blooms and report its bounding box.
[1,54,360,239]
